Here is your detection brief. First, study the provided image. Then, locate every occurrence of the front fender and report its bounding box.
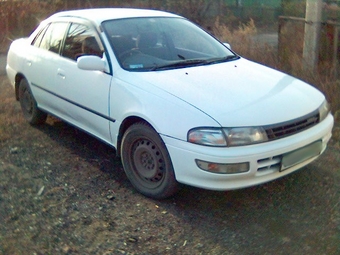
[109,76,219,147]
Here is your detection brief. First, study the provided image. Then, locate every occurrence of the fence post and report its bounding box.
[302,0,323,71]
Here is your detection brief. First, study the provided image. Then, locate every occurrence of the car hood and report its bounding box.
[130,58,324,127]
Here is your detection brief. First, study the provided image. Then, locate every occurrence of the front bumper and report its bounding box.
[162,114,334,190]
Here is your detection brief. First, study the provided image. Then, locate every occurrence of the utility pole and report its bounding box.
[302,0,323,71]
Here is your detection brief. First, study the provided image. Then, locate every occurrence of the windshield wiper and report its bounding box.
[204,55,240,64]
[150,55,239,71]
[151,59,210,71]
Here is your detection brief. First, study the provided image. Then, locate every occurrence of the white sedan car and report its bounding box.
[6,8,333,199]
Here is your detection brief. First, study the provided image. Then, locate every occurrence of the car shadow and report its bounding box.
[34,116,130,185]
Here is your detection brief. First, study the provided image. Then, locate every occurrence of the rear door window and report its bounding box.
[34,22,69,54]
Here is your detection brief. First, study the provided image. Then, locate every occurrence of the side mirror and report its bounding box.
[224,43,231,49]
[77,55,106,71]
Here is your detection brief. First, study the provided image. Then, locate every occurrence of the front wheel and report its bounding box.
[121,122,178,199]
[18,78,47,125]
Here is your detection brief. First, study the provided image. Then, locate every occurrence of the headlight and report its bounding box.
[318,100,331,122]
[223,127,268,146]
[188,127,268,147]
[188,128,227,146]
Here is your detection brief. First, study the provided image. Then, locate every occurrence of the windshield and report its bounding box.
[102,17,238,71]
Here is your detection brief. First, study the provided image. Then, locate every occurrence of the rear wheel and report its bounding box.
[121,122,178,199]
[18,79,47,125]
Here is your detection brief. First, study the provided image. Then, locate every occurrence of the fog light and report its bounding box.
[195,159,249,174]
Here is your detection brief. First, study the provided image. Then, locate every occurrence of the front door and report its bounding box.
[55,23,113,144]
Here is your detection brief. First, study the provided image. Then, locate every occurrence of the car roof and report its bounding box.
[49,8,181,25]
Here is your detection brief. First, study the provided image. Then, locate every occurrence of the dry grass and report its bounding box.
[213,17,257,54]
[214,17,279,70]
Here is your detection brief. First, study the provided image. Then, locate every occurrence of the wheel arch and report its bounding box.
[117,116,154,157]
[14,73,27,101]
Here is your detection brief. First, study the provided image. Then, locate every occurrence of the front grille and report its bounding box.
[265,111,319,140]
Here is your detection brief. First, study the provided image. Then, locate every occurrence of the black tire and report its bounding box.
[18,79,47,125]
[121,122,179,199]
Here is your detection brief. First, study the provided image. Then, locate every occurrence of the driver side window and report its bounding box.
[62,23,103,61]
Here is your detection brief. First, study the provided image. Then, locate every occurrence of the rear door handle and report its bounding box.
[57,68,66,79]
[26,60,32,67]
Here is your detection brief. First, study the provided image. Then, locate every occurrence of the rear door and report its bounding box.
[24,22,69,110]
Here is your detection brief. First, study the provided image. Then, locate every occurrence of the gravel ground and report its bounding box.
[0,54,340,254]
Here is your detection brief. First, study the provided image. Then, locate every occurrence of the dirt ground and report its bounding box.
[0,57,340,254]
